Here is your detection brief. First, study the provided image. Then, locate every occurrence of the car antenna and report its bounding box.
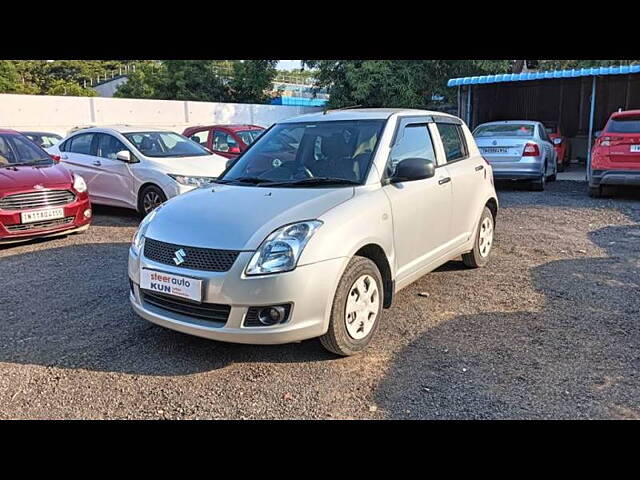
[323,104,362,114]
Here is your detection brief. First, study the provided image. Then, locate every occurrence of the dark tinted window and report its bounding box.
[437,123,468,162]
[607,116,640,133]
[387,124,436,176]
[96,134,128,160]
[68,133,95,155]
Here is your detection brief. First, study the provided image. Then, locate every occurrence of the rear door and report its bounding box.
[90,133,135,208]
[435,120,486,245]
[604,115,640,168]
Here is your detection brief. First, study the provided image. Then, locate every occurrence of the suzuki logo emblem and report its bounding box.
[492,140,497,146]
[33,184,45,190]
[173,249,187,265]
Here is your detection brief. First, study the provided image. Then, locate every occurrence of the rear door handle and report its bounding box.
[438,177,451,185]
[92,160,102,167]
[475,165,484,171]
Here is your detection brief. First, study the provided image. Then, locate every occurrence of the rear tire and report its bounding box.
[138,185,167,217]
[588,185,602,198]
[462,206,494,268]
[319,256,383,356]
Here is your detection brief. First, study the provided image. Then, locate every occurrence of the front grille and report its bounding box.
[5,216,74,232]
[143,237,240,272]
[141,290,230,323]
[0,190,76,211]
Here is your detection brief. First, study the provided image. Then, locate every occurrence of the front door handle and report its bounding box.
[438,177,451,185]
[61,155,68,160]
[92,160,102,167]
[475,165,484,171]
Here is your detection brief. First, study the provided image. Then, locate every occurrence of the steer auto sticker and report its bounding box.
[142,270,202,301]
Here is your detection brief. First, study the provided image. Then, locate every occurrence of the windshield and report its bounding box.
[607,116,640,133]
[220,120,386,187]
[474,124,535,138]
[236,129,264,145]
[124,131,211,158]
[0,134,53,167]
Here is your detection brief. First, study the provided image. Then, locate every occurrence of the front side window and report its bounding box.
[220,120,385,186]
[124,131,210,158]
[236,129,263,145]
[96,134,129,160]
[387,124,436,177]
[68,133,95,155]
[188,130,209,146]
[437,123,468,162]
[0,134,52,166]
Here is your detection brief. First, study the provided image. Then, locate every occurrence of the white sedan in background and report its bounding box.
[46,126,228,215]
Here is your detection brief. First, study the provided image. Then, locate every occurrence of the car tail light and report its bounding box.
[50,154,61,163]
[599,135,625,147]
[523,143,540,156]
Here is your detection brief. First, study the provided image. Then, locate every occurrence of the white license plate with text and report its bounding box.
[21,208,64,224]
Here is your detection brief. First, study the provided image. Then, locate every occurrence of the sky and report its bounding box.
[277,60,302,71]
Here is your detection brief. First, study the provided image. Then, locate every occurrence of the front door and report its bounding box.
[89,133,135,208]
[381,121,453,284]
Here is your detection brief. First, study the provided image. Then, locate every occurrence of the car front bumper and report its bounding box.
[590,169,640,187]
[128,247,348,344]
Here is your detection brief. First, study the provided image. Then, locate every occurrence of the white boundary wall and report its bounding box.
[0,94,322,136]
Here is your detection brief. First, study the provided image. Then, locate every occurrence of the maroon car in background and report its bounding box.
[183,124,265,159]
[543,121,571,171]
[0,129,92,244]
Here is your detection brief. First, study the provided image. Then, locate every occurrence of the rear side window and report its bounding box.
[437,123,468,162]
[68,133,95,155]
[607,116,640,133]
[387,124,436,176]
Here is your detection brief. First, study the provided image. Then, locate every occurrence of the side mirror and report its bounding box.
[116,150,132,162]
[553,138,562,145]
[390,158,436,184]
[595,130,602,138]
[225,158,235,170]
[190,136,200,143]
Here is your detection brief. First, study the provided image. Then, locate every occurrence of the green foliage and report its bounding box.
[0,61,20,93]
[47,79,97,97]
[302,60,512,109]
[537,59,640,70]
[115,60,278,104]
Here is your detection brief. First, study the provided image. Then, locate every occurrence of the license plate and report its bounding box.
[482,147,508,154]
[140,269,202,302]
[631,145,640,152]
[21,208,64,224]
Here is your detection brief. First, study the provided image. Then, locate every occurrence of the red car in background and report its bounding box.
[0,129,92,244]
[183,124,265,159]
[589,109,640,197]
[543,121,571,171]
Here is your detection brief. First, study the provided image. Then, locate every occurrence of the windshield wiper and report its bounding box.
[267,177,360,187]
[215,176,275,185]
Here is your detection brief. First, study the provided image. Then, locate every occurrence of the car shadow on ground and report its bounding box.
[0,242,334,377]
[374,224,640,419]
[89,204,140,227]
[496,179,640,205]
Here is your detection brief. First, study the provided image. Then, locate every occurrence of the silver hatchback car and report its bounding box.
[473,120,557,191]
[128,109,499,355]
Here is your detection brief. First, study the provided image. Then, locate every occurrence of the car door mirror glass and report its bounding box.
[390,158,435,183]
[116,150,131,162]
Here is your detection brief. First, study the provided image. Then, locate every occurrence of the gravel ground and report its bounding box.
[1,181,639,419]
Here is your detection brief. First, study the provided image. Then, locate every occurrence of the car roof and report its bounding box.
[281,108,458,123]
[187,124,264,132]
[69,125,174,134]
[0,128,20,135]
[20,131,62,136]
[611,109,640,119]
[476,120,540,127]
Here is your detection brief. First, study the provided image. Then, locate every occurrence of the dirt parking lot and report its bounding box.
[1,180,639,419]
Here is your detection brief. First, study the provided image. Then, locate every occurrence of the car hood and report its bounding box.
[148,154,228,177]
[0,163,73,192]
[144,184,354,250]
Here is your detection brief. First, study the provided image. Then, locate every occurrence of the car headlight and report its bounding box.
[73,174,87,193]
[245,220,323,276]
[168,174,215,187]
[131,206,161,255]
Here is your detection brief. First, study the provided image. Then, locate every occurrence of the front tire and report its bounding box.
[319,256,383,356]
[462,206,494,268]
[138,185,167,217]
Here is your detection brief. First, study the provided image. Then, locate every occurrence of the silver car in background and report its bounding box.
[473,120,557,191]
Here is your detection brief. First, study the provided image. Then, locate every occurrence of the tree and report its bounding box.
[0,61,21,93]
[302,60,512,109]
[114,62,165,99]
[228,60,278,104]
[47,79,97,97]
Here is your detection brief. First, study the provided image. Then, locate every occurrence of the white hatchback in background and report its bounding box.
[46,126,228,215]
